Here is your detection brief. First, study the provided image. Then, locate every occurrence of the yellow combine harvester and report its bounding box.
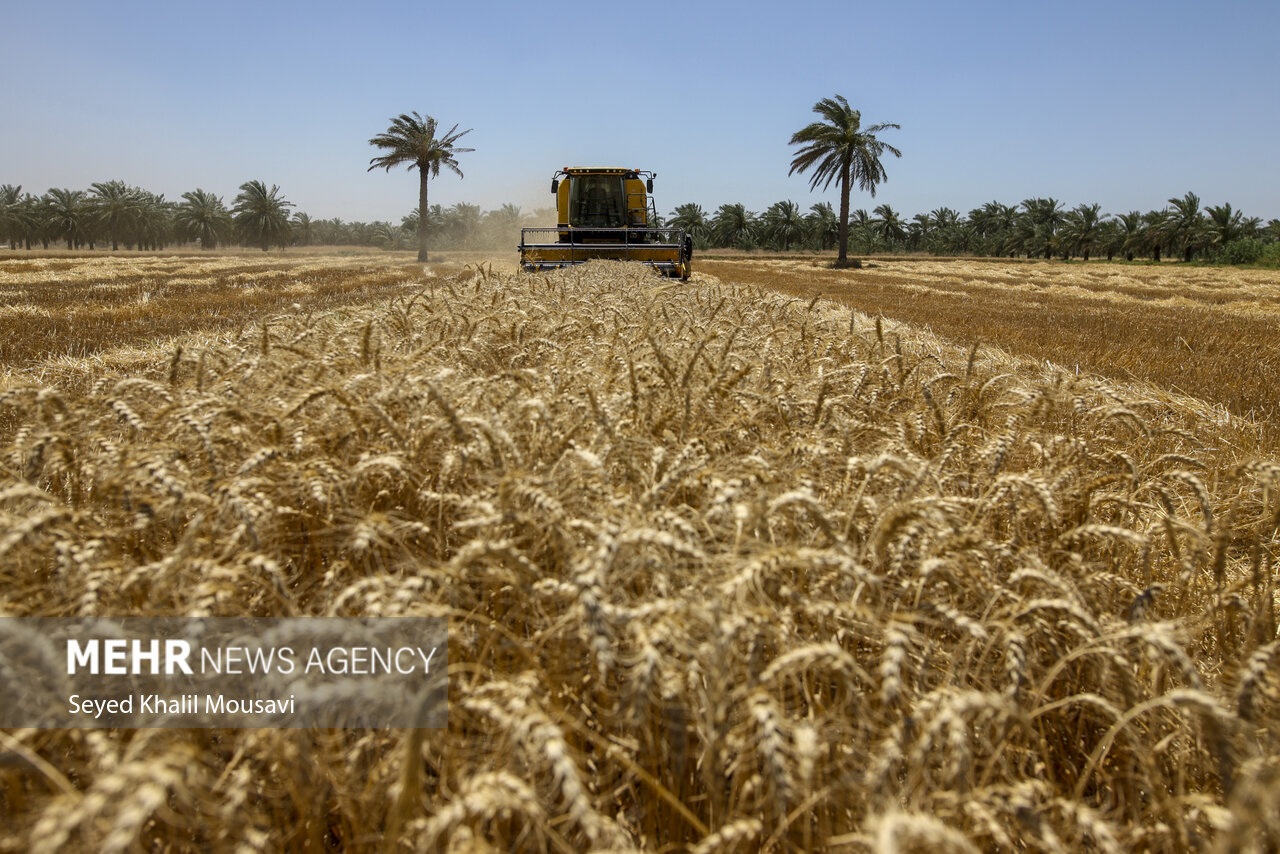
[519,167,692,280]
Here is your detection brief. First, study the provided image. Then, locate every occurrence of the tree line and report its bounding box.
[666,193,1280,264]
[0,180,554,253]
[4,179,1277,264]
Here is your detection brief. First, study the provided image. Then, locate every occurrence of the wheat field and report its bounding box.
[0,255,1277,852]
[701,257,1280,450]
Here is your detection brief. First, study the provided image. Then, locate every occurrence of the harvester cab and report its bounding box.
[519,167,692,280]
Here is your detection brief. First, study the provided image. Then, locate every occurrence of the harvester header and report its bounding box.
[519,167,692,280]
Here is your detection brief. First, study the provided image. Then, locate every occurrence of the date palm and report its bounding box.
[134,191,173,250]
[1142,209,1173,262]
[762,200,806,251]
[668,203,710,247]
[43,188,93,250]
[931,207,960,229]
[872,204,907,246]
[90,180,142,251]
[1167,192,1211,262]
[789,94,900,267]
[1095,219,1123,261]
[232,181,293,251]
[908,212,934,251]
[1204,202,1249,248]
[805,202,838,251]
[368,112,473,262]
[1114,211,1144,261]
[312,218,345,246]
[13,193,40,249]
[848,207,874,252]
[1059,203,1103,260]
[291,212,314,247]
[175,189,231,250]
[371,221,410,250]
[1019,198,1064,259]
[969,201,1014,256]
[710,203,756,249]
[0,184,22,248]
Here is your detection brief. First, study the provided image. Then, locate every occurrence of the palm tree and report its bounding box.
[313,217,346,246]
[42,188,93,249]
[762,200,806,251]
[90,181,142,251]
[0,184,22,248]
[1166,192,1212,262]
[668,203,710,248]
[1018,198,1064,259]
[872,204,908,247]
[134,191,173,250]
[349,221,376,246]
[969,201,1012,256]
[1059,203,1103,260]
[907,212,934,252]
[931,207,960,229]
[847,208,876,253]
[804,202,839,251]
[788,94,901,267]
[1114,211,1144,261]
[1142,209,1173,262]
[710,203,756,249]
[368,112,473,262]
[1204,202,1250,249]
[371,221,410,250]
[400,210,420,237]
[967,202,997,240]
[175,189,232,250]
[13,193,40,249]
[968,201,1019,256]
[401,205,447,247]
[931,208,965,254]
[291,212,314,247]
[1094,219,1123,261]
[232,181,293,251]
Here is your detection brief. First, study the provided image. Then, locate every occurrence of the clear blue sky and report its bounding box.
[3,0,1277,223]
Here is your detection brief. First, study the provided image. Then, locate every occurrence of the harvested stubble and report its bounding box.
[0,254,436,377]
[0,259,1278,852]
[701,257,1280,452]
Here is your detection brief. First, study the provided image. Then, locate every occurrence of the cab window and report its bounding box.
[569,175,625,228]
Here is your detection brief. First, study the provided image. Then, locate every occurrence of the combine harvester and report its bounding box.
[518,168,693,280]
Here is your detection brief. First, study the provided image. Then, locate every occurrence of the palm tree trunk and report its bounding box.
[836,161,850,266]
[418,170,430,263]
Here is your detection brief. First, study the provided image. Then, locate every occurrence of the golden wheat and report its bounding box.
[0,255,1275,852]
